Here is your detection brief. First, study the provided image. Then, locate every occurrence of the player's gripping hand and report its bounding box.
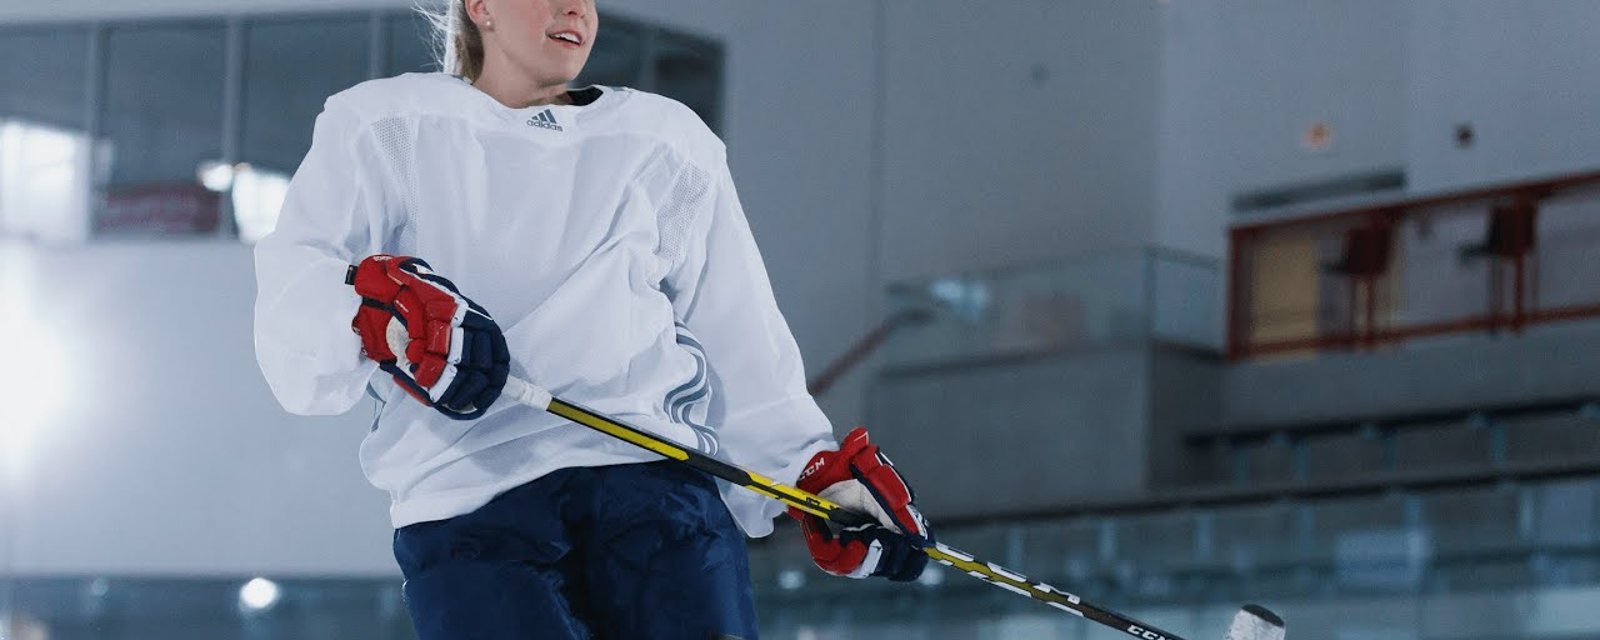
[348,255,509,420]
[787,427,934,582]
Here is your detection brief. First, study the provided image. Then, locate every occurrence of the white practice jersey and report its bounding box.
[253,72,835,535]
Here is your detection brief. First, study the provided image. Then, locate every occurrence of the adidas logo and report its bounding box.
[526,109,564,131]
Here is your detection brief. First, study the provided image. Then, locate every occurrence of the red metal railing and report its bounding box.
[1227,170,1600,360]
[806,308,932,397]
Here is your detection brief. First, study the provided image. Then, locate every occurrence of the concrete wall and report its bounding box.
[870,349,1152,519]
[880,0,1163,282]
[1147,346,1225,489]
[1222,324,1600,432]
[832,0,1168,516]
[716,1,876,427]
[1158,0,1600,258]
[1406,0,1600,193]
[1157,0,1409,257]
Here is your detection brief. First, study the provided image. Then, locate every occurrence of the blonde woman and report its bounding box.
[253,0,933,637]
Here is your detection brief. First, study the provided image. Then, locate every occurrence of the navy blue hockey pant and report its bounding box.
[393,461,760,639]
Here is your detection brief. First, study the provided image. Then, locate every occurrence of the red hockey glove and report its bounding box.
[787,427,934,582]
[349,255,509,420]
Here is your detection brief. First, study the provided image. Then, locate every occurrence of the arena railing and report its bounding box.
[748,454,1600,604]
[880,246,1223,374]
[1226,169,1600,361]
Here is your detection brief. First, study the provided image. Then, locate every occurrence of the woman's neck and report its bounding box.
[471,57,572,108]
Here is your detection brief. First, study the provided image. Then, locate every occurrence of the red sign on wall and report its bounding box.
[97,184,221,235]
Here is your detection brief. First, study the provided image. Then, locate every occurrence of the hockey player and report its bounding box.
[251,0,933,637]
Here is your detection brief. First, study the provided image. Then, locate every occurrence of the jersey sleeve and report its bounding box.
[253,97,397,416]
[662,156,837,538]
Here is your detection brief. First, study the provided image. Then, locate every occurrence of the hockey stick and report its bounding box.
[500,376,1287,640]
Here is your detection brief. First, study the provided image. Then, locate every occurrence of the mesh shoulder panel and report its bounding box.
[370,116,419,253]
[656,160,714,268]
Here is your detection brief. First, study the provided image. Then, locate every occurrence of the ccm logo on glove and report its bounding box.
[787,427,934,582]
[348,255,510,420]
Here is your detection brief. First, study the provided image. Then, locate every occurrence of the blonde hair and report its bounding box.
[422,0,485,81]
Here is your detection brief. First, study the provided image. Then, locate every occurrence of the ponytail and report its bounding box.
[421,0,484,81]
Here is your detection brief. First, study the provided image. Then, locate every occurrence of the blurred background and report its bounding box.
[2,0,1598,638]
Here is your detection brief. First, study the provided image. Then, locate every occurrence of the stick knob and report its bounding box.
[502,376,554,410]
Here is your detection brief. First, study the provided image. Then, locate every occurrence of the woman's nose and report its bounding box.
[556,0,587,17]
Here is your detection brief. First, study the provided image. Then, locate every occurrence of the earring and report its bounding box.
[485,19,494,29]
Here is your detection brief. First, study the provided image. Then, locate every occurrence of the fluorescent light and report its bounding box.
[777,568,806,590]
[0,119,92,243]
[197,160,236,192]
[239,577,281,613]
[232,164,289,244]
[0,247,67,478]
[195,160,291,242]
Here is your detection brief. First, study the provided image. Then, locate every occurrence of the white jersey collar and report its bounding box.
[447,74,624,134]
